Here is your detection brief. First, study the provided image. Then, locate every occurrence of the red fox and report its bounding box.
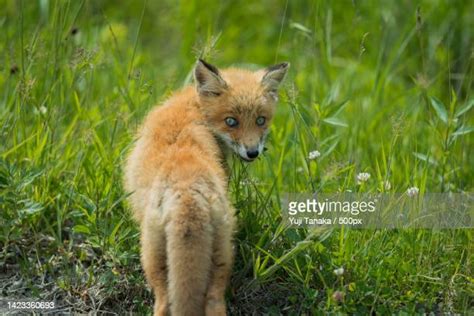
[124,59,289,315]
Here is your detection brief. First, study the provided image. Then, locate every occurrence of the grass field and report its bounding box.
[1,0,473,314]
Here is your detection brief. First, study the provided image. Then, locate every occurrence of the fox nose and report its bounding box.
[246,149,259,159]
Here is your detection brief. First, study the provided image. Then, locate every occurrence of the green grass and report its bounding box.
[1,0,473,314]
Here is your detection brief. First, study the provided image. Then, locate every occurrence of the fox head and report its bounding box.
[194,59,289,162]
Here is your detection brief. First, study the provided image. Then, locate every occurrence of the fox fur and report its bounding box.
[123,59,289,316]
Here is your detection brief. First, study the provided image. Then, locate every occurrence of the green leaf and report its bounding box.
[323,117,348,128]
[108,219,124,246]
[322,82,341,107]
[331,99,349,117]
[321,138,340,159]
[73,225,91,235]
[289,22,312,34]
[19,200,44,216]
[455,99,474,118]
[430,97,448,124]
[452,126,474,137]
[349,282,356,292]
[413,152,438,166]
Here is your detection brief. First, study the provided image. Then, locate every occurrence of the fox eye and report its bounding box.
[225,117,239,127]
[256,116,266,126]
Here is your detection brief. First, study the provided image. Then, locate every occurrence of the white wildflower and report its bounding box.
[296,167,304,173]
[33,106,47,115]
[407,186,419,197]
[308,150,321,160]
[384,180,391,190]
[239,178,252,186]
[333,267,344,276]
[356,172,370,184]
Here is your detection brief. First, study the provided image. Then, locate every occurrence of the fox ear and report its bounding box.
[194,59,227,97]
[261,62,290,95]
